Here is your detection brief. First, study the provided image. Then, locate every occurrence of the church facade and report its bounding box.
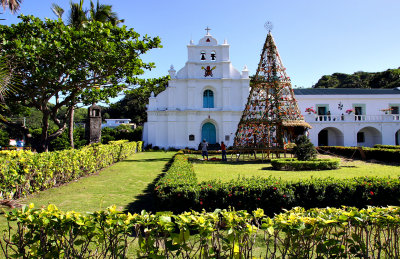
[143,31,250,149]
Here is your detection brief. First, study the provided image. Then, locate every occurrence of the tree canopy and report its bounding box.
[103,76,169,125]
[0,15,161,151]
[313,68,400,89]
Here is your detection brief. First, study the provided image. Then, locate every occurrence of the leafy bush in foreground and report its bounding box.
[2,204,400,258]
[154,153,400,214]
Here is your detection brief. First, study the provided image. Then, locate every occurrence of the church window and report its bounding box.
[211,51,216,61]
[203,90,214,108]
[189,134,195,141]
[200,51,206,61]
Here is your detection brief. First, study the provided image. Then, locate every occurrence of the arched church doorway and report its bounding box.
[357,127,382,147]
[318,127,344,146]
[202,122,216,144]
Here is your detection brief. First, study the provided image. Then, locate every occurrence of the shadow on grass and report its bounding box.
[121,158,171,163]
[123,157,174,214]
[188,158,271,165]
[260,167,275,171]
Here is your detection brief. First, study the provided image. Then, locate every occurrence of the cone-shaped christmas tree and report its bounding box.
[234,31,311,149]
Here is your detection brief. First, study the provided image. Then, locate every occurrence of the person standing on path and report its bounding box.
[201,139,208,160]
[221,141,227,161]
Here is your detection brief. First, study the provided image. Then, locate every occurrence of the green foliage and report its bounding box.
[318,146,400,163]
[28,126,87,151]
[271,158,340,170]
[373,144,400,149]
[293,135,317,161]
[314,68,400,88]
[0,15,161,151]
[154,152,400,214]
[0,128,9,147]
[101,126,142,144]
[2,205,400,258]
[104,76,169,124]
[0,141,141,199]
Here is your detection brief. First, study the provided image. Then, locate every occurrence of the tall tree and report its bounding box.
[51,0,124,148]
[0,15,161,152]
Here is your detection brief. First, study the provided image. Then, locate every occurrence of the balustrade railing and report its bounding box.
[304,114,400,122]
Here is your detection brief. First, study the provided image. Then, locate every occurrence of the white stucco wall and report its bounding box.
[297,94,400,147]
[144,32,250,149]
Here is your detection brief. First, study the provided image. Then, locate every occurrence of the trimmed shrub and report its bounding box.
[271,158,340,170]
[374,144,400,149]
[318,146,400,163]
[154,152,400,214]
[0,141,140,200]
[2,204,400,258]
[155,152,198,211]
[293,135,317,161]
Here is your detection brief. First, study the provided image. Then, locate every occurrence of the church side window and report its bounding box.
[200,51,206,61]
[210,51,216,61]
[203,90,214,108]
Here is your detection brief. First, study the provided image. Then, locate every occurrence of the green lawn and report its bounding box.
[191,154,400,182]
[0,151,174,233]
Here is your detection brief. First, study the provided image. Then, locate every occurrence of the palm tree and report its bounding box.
[52,0,123,27]
[51,0,123,148]
[89,0,124,25]
[1,0,22,13]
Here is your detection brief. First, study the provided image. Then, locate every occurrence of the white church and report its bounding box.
[143,30,250,149]
[143,30,400,149]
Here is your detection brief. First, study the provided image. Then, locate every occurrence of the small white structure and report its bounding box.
[102,119,132,129]
[143,29,250,149]
[295,88,400,147]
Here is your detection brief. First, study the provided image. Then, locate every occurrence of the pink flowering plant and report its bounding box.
[345,109,354,114]
[305,107,316,114]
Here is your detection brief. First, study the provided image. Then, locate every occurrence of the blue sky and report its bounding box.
[2,0,400,90]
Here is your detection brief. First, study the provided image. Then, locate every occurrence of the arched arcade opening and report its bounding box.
[357,126,382,147]
[317,127,344,146]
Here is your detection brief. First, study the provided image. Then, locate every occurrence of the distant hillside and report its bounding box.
[313,68,400,89]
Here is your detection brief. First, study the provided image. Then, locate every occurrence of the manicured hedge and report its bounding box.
[374,144,400,149]
[271,158,340,170]
[318,146,400,163]
[0,141,142,200]
[154,153,400,214]
[2,204,400,258]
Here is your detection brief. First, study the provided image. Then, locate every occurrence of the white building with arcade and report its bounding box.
[295,88,400,147]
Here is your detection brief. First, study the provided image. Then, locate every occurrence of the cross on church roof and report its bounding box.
[205,26,211,35]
